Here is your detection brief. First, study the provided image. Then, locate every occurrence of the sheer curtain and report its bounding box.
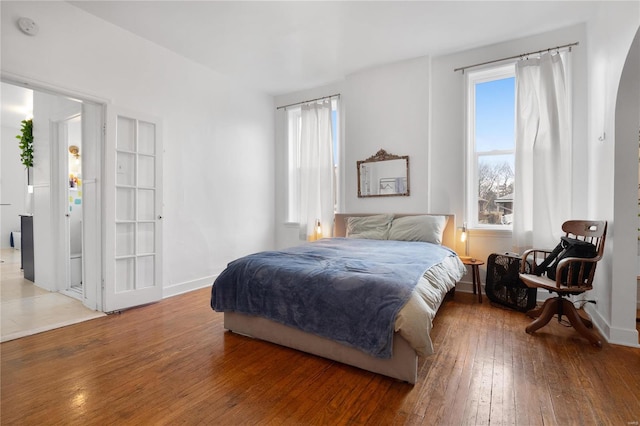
[513,53,571,252]
[298,99,334,241]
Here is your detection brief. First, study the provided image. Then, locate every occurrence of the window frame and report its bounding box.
[465,63,516,230]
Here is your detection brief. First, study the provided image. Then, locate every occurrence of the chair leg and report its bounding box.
[577,314,593,329]
[526,307,542,319]
[560,299,602,347]
[525,298,559,334]
[526,299,552,319]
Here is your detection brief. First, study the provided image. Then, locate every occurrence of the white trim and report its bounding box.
[465,63,516,229]
[467,228,512,239]
[163,275,218,299]
[1,71,111,105]
[585,303,640,348]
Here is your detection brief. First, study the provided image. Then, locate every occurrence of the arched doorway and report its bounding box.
[613,26,640,344]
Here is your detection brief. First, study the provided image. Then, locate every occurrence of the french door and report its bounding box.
[104,107,162,312]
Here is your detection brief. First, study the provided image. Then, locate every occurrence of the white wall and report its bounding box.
[585,1,640,346]
[430,24,589,263]
[277,26,588,279]
[344,56,431,214]
[274,26,590,293]
[274,57,432,249]
[1,1,275,297]
[0,124,27,248]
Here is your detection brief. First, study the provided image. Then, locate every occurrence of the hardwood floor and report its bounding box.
[1,288,639,425]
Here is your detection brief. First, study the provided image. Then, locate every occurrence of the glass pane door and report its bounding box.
[104,108,162,312]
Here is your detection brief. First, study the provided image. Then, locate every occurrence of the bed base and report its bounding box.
[224,312,418,384]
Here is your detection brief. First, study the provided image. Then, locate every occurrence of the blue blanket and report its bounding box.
[211,238,456,358]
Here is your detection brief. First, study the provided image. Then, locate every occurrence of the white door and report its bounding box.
[104,107,162,312]
[53,115,83,299]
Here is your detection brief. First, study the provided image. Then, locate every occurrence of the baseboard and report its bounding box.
[163,274,218,299]
[585,303,640,348]
[455,280,478,295]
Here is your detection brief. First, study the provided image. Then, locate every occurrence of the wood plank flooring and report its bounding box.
[2,288,639,425]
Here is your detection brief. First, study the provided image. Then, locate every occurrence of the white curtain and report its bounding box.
[513,53,571,252]
[298,99,334,241]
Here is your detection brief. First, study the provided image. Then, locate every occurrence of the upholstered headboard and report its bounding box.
[333,213,457,250]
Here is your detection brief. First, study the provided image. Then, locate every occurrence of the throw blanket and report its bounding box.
[211,238,457,358]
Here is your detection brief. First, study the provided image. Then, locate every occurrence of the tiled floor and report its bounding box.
[1,248,104,342]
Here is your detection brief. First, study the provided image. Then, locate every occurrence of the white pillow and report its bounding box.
[345,214,394,240]
[388,215,448,244]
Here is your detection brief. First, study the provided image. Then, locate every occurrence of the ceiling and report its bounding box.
[0,1,603,121]
[67,1,603,96]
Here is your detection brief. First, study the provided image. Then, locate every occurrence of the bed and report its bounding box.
[211,213,466,384]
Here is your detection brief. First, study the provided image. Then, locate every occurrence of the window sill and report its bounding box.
[468,227,512,239]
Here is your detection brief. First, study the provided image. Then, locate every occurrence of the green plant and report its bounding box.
[16,118,34,168]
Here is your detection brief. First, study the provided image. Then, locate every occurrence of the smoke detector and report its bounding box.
[18,17,39,36]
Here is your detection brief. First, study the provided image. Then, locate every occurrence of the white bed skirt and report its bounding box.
[224,311,418,384]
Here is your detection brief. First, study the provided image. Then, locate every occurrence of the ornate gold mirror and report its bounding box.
[357,149,410,197]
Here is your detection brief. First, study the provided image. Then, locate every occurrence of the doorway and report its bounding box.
[56,115,84,299]
[613,27,640,345]
[2,75,164,319]
[0,80,103,313]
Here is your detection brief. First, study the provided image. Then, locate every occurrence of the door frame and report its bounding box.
[1,72,107,312]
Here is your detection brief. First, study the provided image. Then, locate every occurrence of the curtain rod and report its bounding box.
[454,42,579,74]
[276,93,340,110]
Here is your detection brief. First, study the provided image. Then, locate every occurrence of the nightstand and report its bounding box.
[461,258,484,303]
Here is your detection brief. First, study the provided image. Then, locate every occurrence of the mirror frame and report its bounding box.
[357,149,410,198]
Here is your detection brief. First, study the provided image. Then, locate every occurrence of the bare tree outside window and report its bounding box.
[477,160,514,225]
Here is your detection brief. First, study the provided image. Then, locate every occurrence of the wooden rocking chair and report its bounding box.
[519,220,607,347]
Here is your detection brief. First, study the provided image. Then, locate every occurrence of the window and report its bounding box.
[466,65,515,228]
[286,98,339,223]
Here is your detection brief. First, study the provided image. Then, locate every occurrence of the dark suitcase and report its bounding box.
[485,253,537,312]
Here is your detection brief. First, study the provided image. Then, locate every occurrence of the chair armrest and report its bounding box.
[520,248,552,273]
[554,256,601,287]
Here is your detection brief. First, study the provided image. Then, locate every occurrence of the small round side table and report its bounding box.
[461,258,484,303]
